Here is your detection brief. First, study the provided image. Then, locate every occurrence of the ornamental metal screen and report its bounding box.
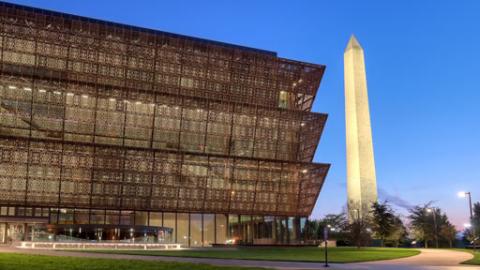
[0,2,329,217]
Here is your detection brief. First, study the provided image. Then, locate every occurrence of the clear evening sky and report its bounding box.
[7,0,479,228]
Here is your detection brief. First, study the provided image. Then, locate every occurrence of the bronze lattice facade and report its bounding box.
[0,2,329,246]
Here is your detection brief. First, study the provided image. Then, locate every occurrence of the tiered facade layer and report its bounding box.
[0,2,329,217]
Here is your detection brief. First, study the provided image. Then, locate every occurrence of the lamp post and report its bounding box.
[458,191,476,253]
[323,225,329,268]
[458,192,473,218]
[426,207,439,248]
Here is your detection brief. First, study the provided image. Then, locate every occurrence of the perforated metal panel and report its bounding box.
[0,2,329,217]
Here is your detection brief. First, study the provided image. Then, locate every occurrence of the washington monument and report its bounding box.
[344,35,378,221]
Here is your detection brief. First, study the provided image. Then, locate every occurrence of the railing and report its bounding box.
[18,241,182,250]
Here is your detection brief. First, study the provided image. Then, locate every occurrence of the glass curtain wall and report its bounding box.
[0,205,303,245]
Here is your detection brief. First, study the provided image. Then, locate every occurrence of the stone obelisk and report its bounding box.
[344,35,378,221]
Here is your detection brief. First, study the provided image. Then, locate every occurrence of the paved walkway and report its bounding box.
[334,249,477,270]
[0,246,477,270]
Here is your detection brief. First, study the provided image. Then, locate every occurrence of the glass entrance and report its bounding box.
[0,223,5,243]
[6,223,25,242]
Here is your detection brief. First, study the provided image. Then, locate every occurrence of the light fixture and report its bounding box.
[109,98,116,102]
[302,169,308,174]
[38,89,47,93]
[135,101,142,105]
[53,91,61,95]
[23,87,32,91]
[8,85,17,89]
[66,92,74,96]
[300,122,305,127]
[81,94,88,98]
[458,191,467,198]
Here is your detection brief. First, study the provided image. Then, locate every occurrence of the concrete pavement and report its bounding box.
[334,249,478,270]
[0,246,478,270]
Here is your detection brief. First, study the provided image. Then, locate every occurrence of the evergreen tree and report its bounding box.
[439,221,457,248]
[386,216,408,247]
[370,201,395,247]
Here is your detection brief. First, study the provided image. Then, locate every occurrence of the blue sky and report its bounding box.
[6,0,480,228]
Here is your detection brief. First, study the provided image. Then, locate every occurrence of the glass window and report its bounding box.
[216,214,227,244]
[258,216,273,239]
[42,208,50,217]
[0,223,5,243]
[90,210,105,225]
[149,212,162,227]
[278,91,289,109]
[106,210,120,225]
[59,209,74,224]
[120,211,134,225]
[74,209,90,224]
[16,207,25,216]
[289,217,301,243]
[49,208,59,224]
[163,212,175,243]
[135,211,148,226]
[34,208,43,217]
[177,213,189,246]
[204,214,214,246]
[228,214,240,243]
[300,217,307,241]
[241,215,253,244]
[190,213,202,247]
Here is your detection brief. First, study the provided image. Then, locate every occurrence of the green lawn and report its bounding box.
[0,253,268,270]
[458,250,480,265]
[87,247,420,263]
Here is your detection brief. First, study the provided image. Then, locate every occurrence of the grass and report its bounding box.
[456,249,480,265]
[0,253,268,270]
[85,247,420,263]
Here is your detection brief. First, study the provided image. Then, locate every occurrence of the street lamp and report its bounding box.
[458,191,473,218]
[426,207,439,248]
[458,191,475,253]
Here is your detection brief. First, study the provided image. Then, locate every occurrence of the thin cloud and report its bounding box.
[378,187,414,210]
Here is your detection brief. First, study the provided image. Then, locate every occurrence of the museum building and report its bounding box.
[0,2,329,246]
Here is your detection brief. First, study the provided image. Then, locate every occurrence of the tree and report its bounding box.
[439,221,457,248]
[347,218,372,248]
[473,203,480,240]
[386,216,408,247]
[409,204,435,248]
[319,213,349,230]
[370,201,395,247]
[464,202,480,248]
[319,213,349,242]
[302,219,320,241]
[409,204,456,248]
